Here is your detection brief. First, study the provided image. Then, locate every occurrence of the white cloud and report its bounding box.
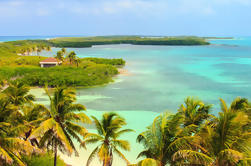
[37,8,50,16]
[8,0,24,6]
[0,0,250,18]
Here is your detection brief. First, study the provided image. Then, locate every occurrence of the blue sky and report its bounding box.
[0,0,251,36]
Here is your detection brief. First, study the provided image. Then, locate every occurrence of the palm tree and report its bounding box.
[0,123,36,166]
[20,103,49,145]
[30,86,91,166]
[18,48,26,56]
[3,82,35,106]
[41,45,47,51]
[178,97,212,127]
[61,48,66,56]
[31,45,37,55]
[0,96,36,166]
[173,98,251,166]
[55,51,64,61]
[129,158,161,166]
[37,46,42,56]
[74,58,81,67]
[46,45,52,52]
[82,112,133,166]
[67,51,77,65]
[136,112,197,166]
[27,47,33,56]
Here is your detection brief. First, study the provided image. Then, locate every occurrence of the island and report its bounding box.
[46,36,210,48]
[0,36,209,87]
[0,40,125,87]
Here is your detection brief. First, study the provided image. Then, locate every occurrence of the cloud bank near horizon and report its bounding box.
[0,0,251,36]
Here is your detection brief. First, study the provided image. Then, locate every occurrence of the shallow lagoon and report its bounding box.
[35,37,251,165]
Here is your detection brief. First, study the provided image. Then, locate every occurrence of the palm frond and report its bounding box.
[86,146,99,166]
[0,147,13,164]
[54,122,73,155]
[114,129,134,138]
[173,150,214,165]
[220,98,229,113]
[130,158,160,166]
[30,118,56,139]
[91,116,105,136]
[218,149,244,164]
[65,112,91,124]
[113,147,130,165]
[81,133,103,147]
[65,121,87,136]
[113,139,130,151]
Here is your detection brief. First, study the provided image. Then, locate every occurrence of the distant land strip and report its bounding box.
[38,36,210,48]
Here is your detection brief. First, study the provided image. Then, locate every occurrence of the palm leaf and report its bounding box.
[219,149,244,164]
[54,122,73,155]
[86,146,99,166]
[30,118,56,138]
[91,116,105,136]
[129,158,160,166]
[114,129,134,138]
[113,147,130,165]
[220,98,229,113]
[113,139,130,151]
[0,147,13,164]
[173,150,214,165]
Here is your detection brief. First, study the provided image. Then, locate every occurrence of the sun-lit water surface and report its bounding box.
[32,37,251,166]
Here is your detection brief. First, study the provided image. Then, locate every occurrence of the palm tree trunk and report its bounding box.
[54,141,58,166]
[103,159,110,166]
[109,149,113,166]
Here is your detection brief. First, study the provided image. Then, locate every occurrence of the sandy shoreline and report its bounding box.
[118,68,132,76]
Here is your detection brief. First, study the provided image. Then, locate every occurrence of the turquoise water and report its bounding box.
[46,37,251,113]
[32,37,251,165]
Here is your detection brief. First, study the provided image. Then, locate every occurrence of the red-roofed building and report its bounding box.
[39,57,62,68]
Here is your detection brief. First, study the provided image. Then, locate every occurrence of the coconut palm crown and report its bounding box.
[30,86,91,166]
[82,112,133,166]
[173,98,251,166]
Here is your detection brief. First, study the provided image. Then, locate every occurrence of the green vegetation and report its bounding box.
[48,36,210,48]
[22,153,66,166]
[83,57,125,66]
[0,41,125,87]
[0,64,118,87]
[0,37,250,166]
[31,86,91,166]
[133,97,251,166]
[0,40,52,57]
[82,112,133,166]
[0,82,250,166]
[0,36,205,87]
[0,83,90,166]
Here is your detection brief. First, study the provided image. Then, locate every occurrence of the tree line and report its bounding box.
[48,36,210,48]
[18,45,52,56]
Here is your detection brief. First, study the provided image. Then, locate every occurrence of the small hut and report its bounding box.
[40,57,62,68]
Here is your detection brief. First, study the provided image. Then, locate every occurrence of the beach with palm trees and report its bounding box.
[1,35,251,166]
[8,37,247,166]
[1,0,251,164]
[0,81,250,166]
